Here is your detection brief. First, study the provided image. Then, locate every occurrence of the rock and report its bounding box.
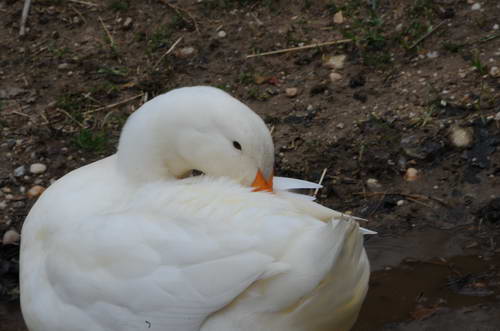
[217,30,227,38]
[471,3,481,10]
[306,104,313,111]
[30,163,47,174]
[366,178,381,189]
[27,185,45,198]
[0,201,6,210]
[14,165,25,177]
[336,122,345,129]
[2,229,20,245]
[450,127,473,148]
[58,63,70,70]
[323,54,346,70]
[489,66,499,78]
[400,135,442,159]
[285,88,298,97]
[333,11,344,24]
[329,72,342,82]
[427,51,439,59]
[123,17,133,29]
[494,24,499,30]
[404,168,419,182]
[175,46,196,58]
[397,200,405,206]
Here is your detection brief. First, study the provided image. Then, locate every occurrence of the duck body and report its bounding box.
[20,87,370,331]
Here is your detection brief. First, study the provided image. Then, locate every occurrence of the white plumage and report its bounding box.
[20,86,370,331]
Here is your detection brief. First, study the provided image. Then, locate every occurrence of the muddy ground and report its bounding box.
[1,0,500,330]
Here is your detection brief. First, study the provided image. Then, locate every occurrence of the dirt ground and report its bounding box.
[1,0,500,330]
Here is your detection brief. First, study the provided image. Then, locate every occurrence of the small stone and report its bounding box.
[336,122,345,129]
[30,163,47,174]
[217,30,227,38]
[366,178,381,189]
[471,3,481,10]
[427,51,439,59]
[450,127,473,148]
[27,185,45,198]
[123,17,133,29]
[329,72,342,82]
[489,66,500,78]
[14,165,25,177]
[397,200,405,206]
[175,46,196,58]
[323,54,346,70]
[306,104,313,111]
[0,201,7,209]
[493,24,499,30]
[58,63,70,70]
[395,23,403,31]
[2,229,20,245]
[285,87,298,97]
[404,168,419,182]
[333,11,344,24]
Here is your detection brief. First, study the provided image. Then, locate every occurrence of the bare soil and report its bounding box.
[1,0,500,330]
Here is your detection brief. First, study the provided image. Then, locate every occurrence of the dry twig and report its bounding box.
[160,0,200,34]
[246,39,352,58]
[84,93,144,115]
[354,191,449,207]
[314,168,328,197]
[69,0,98,7]
[409,20,447,50]
[19,0,32,36]
[98,16,115,49]
[153,36,183,69]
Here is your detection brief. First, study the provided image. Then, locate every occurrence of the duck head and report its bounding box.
[117,86,274,192]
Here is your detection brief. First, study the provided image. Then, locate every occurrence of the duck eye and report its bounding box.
[233,141,242,151]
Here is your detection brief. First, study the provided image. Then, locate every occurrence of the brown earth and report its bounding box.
[1,0,500,330]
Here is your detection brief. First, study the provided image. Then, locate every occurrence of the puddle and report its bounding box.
[353,228,500,330]
[1,229,499,331]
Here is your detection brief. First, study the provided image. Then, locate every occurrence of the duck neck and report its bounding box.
[116,109,177,184]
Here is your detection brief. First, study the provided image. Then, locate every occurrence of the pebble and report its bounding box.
[58,63,70,70]
[329,72,342,82]
[323,55,346,70]
[175,46,196,58]
[2,229,20,245]
[30,163,47,174]
[123,17,133,29]
[285,87,298,97]
[333,11,344,24]
[14,165,26,177]
[404,168,419,182]
[471,3,481,10]
[217,30,227,38]
[336,122,345,129]
[27,185,45,198]
[490,66,500,78]
[494,24,499,30]
[366,178,381,189]
[450,127,473,148]
[306,104,313,111]
[0,201,6,209]
[427,51,439,59]
[397,200,405,206]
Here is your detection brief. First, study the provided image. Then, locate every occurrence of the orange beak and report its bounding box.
[251,170,274,192]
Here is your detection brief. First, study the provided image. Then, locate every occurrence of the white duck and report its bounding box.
[20,86,370,331]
